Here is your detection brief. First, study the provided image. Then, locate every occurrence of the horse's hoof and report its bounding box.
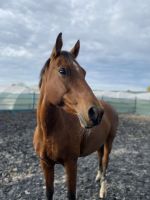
[95,170,101,182]
[99,180,107,199]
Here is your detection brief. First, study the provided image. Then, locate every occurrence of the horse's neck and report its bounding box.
[37,90,60,137]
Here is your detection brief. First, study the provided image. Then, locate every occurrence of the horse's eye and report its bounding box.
[59,68,67,75]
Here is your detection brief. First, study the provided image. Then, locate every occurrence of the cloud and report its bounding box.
[0,46,32,57]
[0,0,150,90]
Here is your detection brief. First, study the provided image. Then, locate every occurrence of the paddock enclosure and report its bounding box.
[0,111,150,200]
[1,85,150,115]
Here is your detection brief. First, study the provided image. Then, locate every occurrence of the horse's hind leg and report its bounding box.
[95,145,104,182]
[99,137,114,199]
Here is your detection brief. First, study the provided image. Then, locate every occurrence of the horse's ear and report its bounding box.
[50,32,63,59]
[70,40,80,59]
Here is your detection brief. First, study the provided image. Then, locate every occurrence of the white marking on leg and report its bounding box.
[99,179,107,199]
[95,170,102,182]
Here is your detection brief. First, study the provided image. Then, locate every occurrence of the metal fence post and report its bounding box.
[134,97,137,114]
[33,92,35,110]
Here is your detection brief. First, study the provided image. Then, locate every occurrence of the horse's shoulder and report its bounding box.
[33,126,44,157]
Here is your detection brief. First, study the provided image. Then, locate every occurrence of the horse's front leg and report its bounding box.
[41,160,55,200]
[64,159,77,200]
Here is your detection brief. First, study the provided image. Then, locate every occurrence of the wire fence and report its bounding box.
[0,92,150,115]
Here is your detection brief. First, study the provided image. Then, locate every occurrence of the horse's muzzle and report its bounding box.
[88,106,104,127]
[78,107,104,129]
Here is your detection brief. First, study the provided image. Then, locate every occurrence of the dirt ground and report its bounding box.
[0,111,150,200]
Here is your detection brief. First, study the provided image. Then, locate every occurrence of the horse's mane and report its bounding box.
[39,58,50,88]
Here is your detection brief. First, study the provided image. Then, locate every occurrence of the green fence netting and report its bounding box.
[0,93,150,115]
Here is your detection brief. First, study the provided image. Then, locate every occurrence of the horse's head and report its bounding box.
[41,33,104,128]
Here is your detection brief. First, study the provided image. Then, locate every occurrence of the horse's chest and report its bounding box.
[46,140,63,160]
[45,136,79,162]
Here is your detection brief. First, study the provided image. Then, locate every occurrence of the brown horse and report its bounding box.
[33,33,118,200]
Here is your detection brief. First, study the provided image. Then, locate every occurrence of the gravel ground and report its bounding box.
[0,111,150,200]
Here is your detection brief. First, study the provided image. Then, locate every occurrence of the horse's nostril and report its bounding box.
[88,106,98,122]
[88,106,104,126]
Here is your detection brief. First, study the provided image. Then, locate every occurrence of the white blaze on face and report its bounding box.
[73,61,80,72]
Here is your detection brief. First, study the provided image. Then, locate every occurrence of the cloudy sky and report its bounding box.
[0,0,150,91]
